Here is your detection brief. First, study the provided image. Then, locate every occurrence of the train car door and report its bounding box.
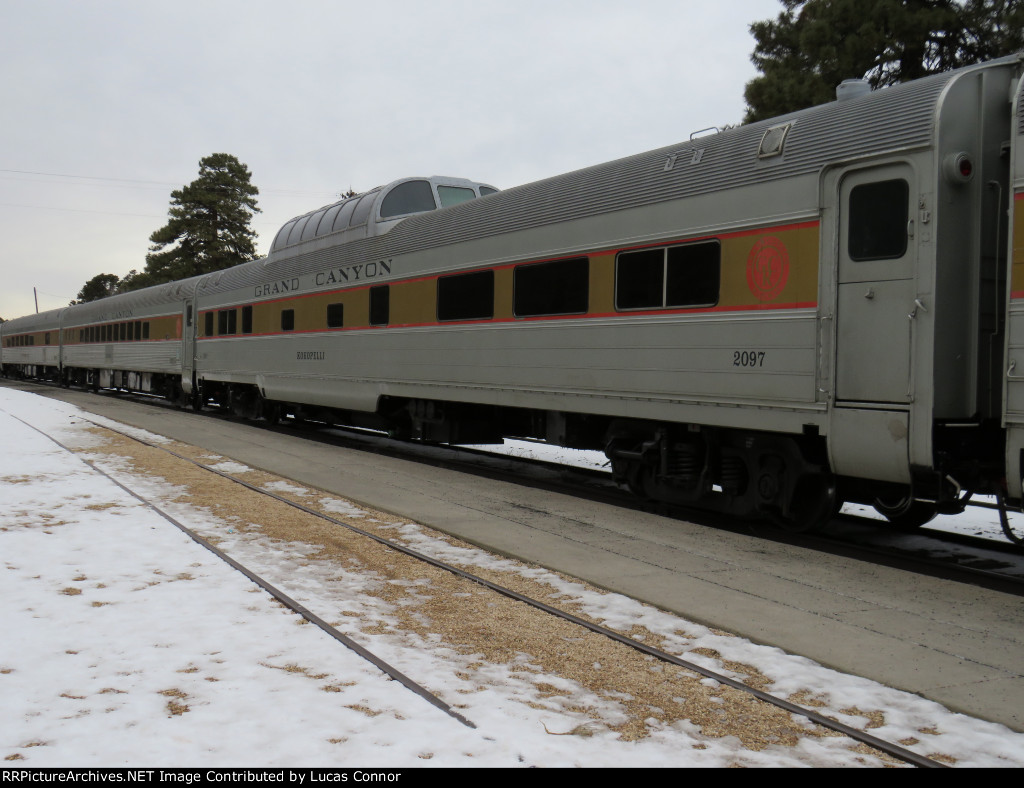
[181,299,195,394]
[834,162,918,404]
[825,161,919,484]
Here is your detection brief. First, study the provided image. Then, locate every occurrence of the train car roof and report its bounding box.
[267,175,499,259]
[1,307,65,333]
[62,277,205,325]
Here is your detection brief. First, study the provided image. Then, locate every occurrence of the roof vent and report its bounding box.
[836,79,871,102]
[758,123,792,158]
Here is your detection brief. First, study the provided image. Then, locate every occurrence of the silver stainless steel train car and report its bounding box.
[4,55,1024,531]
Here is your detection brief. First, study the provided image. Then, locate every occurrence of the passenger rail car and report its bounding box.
[4,56,1024,531]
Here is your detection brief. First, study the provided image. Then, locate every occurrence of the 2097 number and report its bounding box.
[733,350,766,367]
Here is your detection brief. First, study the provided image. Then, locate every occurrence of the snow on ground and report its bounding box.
[2,386,1024,767]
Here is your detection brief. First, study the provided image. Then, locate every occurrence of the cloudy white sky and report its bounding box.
[0,0,782,320]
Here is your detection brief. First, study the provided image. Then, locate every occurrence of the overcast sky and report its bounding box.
[0,0,782,320]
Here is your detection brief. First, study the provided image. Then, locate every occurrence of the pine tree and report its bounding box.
[132,153,260,289]
[70,273,121,304]
[743,0,1024,123]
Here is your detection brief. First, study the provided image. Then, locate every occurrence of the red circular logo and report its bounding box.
[746,236,790,302]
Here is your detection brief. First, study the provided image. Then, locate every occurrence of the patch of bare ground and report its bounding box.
[346,705,383,717]
[83,429,914,759]
[159,688,190,716]
[260,662,329,680]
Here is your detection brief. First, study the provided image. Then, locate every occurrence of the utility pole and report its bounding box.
[34,287,39,314]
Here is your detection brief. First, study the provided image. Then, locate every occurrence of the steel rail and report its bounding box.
[75,414,950,768]
[2,408,476,730]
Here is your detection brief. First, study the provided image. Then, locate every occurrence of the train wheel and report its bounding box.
[774,474,838,533]
[625,465,650,499]
[873,494,937,529]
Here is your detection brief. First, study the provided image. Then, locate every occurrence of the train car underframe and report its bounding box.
[11,366,1001,533]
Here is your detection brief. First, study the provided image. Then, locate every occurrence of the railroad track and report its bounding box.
[1,399,956,768]
[8,377,1024,596]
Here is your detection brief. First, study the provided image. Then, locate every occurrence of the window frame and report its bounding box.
[614,240,721,312]
[437,269,495,323]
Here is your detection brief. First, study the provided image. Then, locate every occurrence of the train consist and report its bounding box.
[4,56,1024,531]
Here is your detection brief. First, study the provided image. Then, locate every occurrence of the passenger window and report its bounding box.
[350,192,378,226]
[241,305,253,334]
[848,179,909,261]
[437,186,476,208]
[331,199,358,232]
[205,313,214,337]
[218,310,229,335]
[134,321,142,341]
[288,216,311,245]
[514,258,589,317]
[302,209,327,241]
[281,309,295,332]
[369,285,390,327]
[616,249,666,310]
[272,220,297,251]
[380,180,436,219]
[666,243,720,307]
[437,270,494,322]
[327,303,344,329]
[616,241,720,310]
[317,203,343,236]
[143,322,150,340]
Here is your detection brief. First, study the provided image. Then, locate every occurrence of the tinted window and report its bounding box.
[616,242,720,310]
[849,179,909,261]
[273,221,297,250]
[369,285,389,326]
[327,303,344,329]
[281,309,295,332]
[616,249,664,309]
[438,270,494,322]
[143,322,150,340]
[302,209,327,241]
[205,312,214,337]
[437,186,475,208]
[331,199,358,232]
[350,192,378,226]
[317,203,343,236]
[381,180,436,219]
[514,258,589,317]
[287,216,310,245]
[666,243,720,307]
[241,305,253,334]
